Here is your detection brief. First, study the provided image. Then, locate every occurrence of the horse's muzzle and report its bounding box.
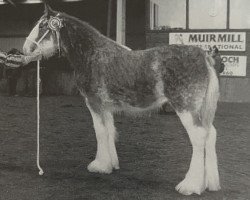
[23,40,37,55]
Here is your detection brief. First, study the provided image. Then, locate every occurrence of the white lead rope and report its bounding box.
[26,22,61,175]
[26,30,51,176]
[37,60,44,176]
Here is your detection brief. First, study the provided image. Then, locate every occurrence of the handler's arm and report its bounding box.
[4,52,42,68]
[0,51,7,64]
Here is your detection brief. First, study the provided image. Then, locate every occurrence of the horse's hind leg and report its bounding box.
[175,111,207,195]
[205,125,221,191]
[86,104,113,174]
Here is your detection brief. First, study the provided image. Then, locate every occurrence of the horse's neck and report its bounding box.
[61,21,105,70]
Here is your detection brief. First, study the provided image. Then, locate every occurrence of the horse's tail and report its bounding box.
[200,55,220,129]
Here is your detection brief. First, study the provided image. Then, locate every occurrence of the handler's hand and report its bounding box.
[5,52,42,68]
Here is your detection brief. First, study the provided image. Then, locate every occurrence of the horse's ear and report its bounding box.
[44,3,54,17]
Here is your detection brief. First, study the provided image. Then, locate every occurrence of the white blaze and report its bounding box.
[23,20,56,58]
[23,22,40,55]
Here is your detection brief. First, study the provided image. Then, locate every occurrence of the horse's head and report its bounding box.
[23,4,63,59]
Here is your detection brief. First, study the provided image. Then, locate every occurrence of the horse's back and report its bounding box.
[114,45,209,112]
[88,44,210,113]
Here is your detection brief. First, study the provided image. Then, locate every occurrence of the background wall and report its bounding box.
[126,0,147,50]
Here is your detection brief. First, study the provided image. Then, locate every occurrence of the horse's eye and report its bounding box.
[39,23,44,29]
[39,21,47,29]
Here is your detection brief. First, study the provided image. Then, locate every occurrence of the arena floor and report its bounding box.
[0,96,249,200]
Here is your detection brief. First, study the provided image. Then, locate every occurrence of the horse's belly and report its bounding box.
[108,86,154,106]
[107,86,168,113]
[116,96,168,113]
[106,74,167,111]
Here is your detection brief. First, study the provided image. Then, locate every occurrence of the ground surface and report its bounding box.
[0,96,249,200]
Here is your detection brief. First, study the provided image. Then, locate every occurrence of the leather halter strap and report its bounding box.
[26,29,50,53]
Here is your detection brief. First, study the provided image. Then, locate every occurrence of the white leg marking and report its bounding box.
[205,125,221,191]
[105,112,119,170]
[176,111,207,195]
[86,105,112,174]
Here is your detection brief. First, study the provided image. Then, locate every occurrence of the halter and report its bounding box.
[26,14,63,57]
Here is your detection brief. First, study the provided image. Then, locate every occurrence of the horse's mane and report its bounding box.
[61,12,102,36]
[59,12,131,51]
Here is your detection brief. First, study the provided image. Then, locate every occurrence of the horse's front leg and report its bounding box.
[86,103,117,174]
[104,111,119,170]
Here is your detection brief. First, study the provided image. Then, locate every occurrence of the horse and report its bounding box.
[23,4,221,195]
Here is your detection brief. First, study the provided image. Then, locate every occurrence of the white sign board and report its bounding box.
[169,32,246,51]
[221,56,247,76]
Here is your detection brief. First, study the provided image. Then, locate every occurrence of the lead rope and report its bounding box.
[35,30,50,176]
[26,30,50,176]
[26,16,62,175]
[37,60,44,176]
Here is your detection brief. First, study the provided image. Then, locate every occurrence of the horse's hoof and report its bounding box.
[207,183,221,192]
[87,160,112,174]
[205,177,221,191]
[111,160,120,170]
[175,177,205,195]
[205,170,221,191]
[113,163,120,170]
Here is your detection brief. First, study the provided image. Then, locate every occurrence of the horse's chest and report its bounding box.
[75,74,93,95]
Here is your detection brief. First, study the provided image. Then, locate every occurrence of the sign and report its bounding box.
[169,32,246,51]
[221,56,247,76]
